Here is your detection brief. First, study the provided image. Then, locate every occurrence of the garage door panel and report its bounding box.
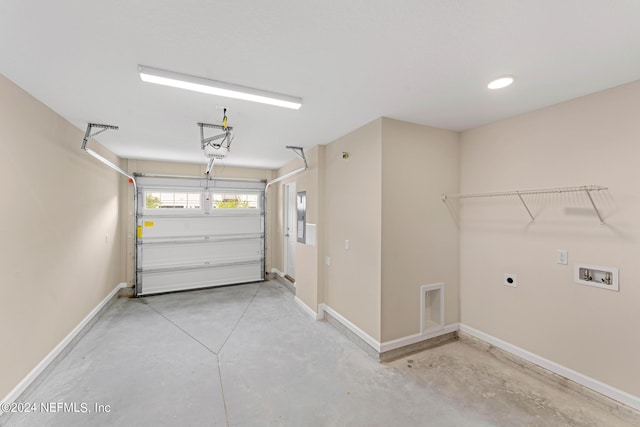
[136,178,265,296]
[141,240,263,269]
[141,215,262,239]
[140,263,263,295]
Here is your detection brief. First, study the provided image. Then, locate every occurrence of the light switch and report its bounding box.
[345,240,350,250]
[556,250,568,265]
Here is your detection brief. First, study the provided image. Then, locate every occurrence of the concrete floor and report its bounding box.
[1,280,634,427]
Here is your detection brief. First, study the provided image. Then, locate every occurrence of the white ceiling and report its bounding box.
[2,1,640,169]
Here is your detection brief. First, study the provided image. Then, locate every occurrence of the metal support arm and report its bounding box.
[285,145,308,169]
[81,123,130,178]
[81,123,139,294]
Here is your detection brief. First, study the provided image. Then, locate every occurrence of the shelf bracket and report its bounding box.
[516,192,535,222]
[584,188,605,225]
[441,194,458,223]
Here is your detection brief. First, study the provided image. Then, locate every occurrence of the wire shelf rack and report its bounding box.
[442,185,608,225]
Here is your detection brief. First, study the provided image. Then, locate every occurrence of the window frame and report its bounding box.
[142,189,204,213]
[209,191,261,210]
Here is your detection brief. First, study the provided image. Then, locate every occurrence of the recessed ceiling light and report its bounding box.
[487,76,514,90]
[138,65,302,110]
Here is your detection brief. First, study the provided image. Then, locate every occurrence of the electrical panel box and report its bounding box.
[296,191,306,244]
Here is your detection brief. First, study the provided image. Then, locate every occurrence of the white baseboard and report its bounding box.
[299,301,640,412]
[318,303,459,354]
[294,296,320,320]
[0,283,127,416]
[318,304,381,352]
[271,268,285,278]
[380,323,459,353]
[459,324,640,412]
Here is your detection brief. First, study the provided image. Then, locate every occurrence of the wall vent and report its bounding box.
[421,283,445,334]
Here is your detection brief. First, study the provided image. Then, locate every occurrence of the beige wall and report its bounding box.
[125,160,274,284]
[459,80,640,397]
[0,74,126,399]
[324,119,383,341]
[380,118,459,341]
[275,117,459,344]
[293,146,325,311]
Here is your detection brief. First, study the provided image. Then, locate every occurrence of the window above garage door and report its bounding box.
[145,191,202,210]
[211,193,259,209]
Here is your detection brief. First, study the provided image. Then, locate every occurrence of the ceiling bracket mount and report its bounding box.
[198,122,234,151]
[286,146,307,169]
[82,123,119,150]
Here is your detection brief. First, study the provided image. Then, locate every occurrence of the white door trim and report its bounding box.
[283,182,296,279]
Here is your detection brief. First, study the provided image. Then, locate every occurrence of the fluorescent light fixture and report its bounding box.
[488,76,514,90]
[138,65,302,110]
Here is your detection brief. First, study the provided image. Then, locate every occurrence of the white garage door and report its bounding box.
[136,176,265,296]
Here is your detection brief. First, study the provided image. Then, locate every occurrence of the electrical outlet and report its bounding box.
[556,250,568,265]
[504,274,517,287]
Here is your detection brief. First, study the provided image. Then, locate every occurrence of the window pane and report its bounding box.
[145,192,200,209]
[211,193,259,209]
